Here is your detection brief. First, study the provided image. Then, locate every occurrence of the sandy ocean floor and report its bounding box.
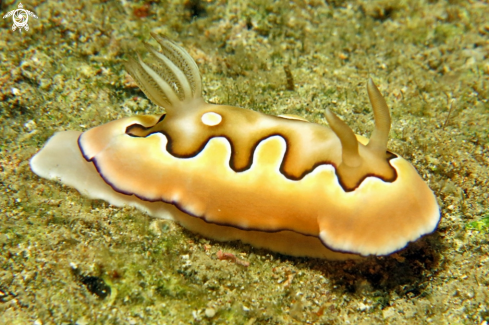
[1,0,488,324]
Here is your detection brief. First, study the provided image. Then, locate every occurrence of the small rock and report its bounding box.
[382,307,396,319]
[80,275,111,299]
[24,120,37,131]
[11,88,21,96]
[205,307,216,318]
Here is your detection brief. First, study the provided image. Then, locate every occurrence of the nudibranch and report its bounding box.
[30,34,440,260]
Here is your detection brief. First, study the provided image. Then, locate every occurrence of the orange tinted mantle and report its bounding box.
[30,34,440,259]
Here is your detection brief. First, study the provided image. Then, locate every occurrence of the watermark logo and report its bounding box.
[3,3,38,32]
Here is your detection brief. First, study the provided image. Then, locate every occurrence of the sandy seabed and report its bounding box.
[0,0,488,324]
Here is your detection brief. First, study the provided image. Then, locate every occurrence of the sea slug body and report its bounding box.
[30,34,440,260]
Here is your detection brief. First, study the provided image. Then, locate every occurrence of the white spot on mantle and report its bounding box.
[201,112,222,126]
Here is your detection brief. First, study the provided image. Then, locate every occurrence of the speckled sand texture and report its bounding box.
[0,0,488,324]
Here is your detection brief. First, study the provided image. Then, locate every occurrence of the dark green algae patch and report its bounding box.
[1,0,488,324]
